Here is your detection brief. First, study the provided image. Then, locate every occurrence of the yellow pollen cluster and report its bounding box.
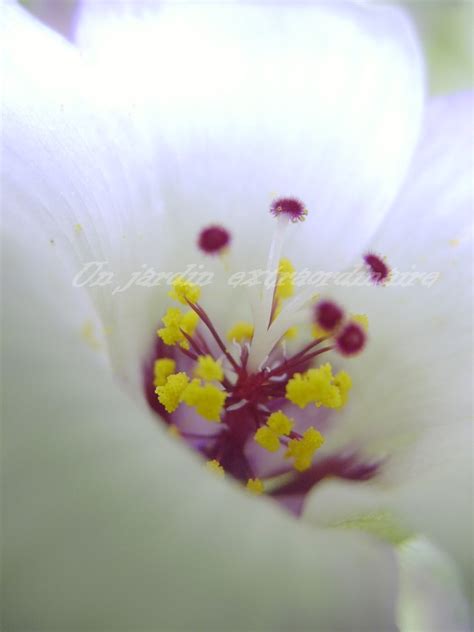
[153,358,176,387]
[206,459,225,476]
[157,307,199,349]
[285,363,352,409]
[286,427,325,472]
[254,411,294,453]
[181,379,228,422]
[168,276,201,305]
[275,258,295,300]
[195,355,224,382]
[352,313,369,332]
[312,323,331,339]
[246,478,264,494]
[227,321,254,342]
[155,372,190,413]
[333,370,352,407]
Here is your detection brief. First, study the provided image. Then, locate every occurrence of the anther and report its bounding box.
[335,322,366,356]
[198,225,231,255]
[314,300,344,331]
[270,197,308,222]
[364,253,390,285]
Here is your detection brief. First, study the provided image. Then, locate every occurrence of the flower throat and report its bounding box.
[144,198,388,514]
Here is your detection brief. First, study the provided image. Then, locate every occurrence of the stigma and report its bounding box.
[145,198,380,514]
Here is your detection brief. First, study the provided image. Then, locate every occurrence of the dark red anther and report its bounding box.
[270,197,307,222]
[314,300,344,331]
[363,253,390,285]
[198,225,231,254]
[335,322,366,356]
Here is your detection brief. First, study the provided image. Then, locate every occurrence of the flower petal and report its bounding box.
[398,537,471,632]
[305,92,474,600]
[1,4,172,376]
[74,1,425,269]
[2,230,399,629]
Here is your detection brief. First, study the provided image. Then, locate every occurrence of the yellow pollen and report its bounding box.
[74,223,83,234]
[157,307,199,349]
[168,424,181,438]
[182,379,228,422]
[227,321,254,342]
[333,370,352,408]
[254,410,293,452]
[155,372,190,413]
[351,313,369,332]
[267,411,294,436]
[286,426,325,472]
[312,323,331,339]
[195,355,224,382]
[286,363,347,409]
[153,358,176,387]
[246,478,264,494]
[284,325,299,340]
[168,276,201,305]
[275,258,295,301]
[206,459,225,476]
[254,426,281,452]
[81,320,101,350]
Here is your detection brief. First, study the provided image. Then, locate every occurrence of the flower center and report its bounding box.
[144,199,385,514]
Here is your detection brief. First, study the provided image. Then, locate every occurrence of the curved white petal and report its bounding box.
[2,228,399,629]
[398,537,471,632]
[2,3,425,382]
[75,0,425,273]
[316,91,473,454]
[1,4,171,377]
[304,92,474,600]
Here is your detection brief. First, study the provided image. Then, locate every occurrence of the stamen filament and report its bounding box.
[247,215,289,371]
[187,300,241,372]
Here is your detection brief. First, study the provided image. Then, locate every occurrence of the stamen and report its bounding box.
[246,478,264,494]
[147,198,377,510]
[248,202,308,371]
[270,197,308,223]
[314,300,344,331]
[198,225,231,255]
[364,253,390,285]
[336,322,366,356]
[206,459,225,476]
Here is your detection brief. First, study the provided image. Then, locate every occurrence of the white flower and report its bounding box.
[2,2,472,630]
